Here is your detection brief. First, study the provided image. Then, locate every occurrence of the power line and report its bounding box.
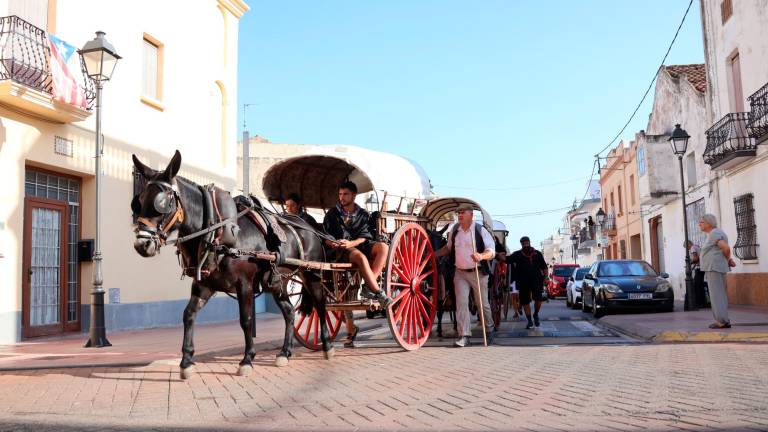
[594,0,694,157]
[434,175,590,191]
[493,206,573,218]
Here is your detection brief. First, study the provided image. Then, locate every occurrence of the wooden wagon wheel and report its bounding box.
[287,277,343,351]
[385,222,439,351]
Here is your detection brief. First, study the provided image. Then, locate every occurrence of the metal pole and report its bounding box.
[242,129,250,196]
[678,156,697,311]
[85,82,111,347]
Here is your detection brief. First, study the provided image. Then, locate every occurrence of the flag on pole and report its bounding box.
[47,34,87,109]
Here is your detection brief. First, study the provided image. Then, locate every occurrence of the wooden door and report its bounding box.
[22,197,69,338]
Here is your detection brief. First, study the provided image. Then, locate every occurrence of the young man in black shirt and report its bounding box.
[324,181,394,346]
[507,236,548,329]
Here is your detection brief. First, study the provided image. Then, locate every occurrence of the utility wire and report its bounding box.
[493,206,573,218]
[434,175,589,191]
[594,0,694,157]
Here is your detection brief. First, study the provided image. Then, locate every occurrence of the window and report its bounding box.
[721,0,733,24]
[610,192,615,212]
[142,34,164,108]
[619,240,627,259]
[637,146,646,176]
[618,185,623,215]
[686,152,697,187]
[733,193,758,260]
[629,175,636,205]
[728,52,744,112]
[686,199,706,249]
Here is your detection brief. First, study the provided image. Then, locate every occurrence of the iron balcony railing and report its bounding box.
[747,81,768,142]
[704,112,756,169]
[0,15,95,109]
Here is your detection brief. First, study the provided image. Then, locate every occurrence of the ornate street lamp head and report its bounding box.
[596,207,606,225]
[669,124,690,156]
[79,31,121,83]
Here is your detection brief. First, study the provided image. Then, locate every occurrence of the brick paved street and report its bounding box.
[1,301,768,431]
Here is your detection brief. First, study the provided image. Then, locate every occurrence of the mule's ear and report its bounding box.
[132,154,155,179]
[163,150,182,180]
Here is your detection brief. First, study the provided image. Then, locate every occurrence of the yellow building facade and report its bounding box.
[0,0,248,343]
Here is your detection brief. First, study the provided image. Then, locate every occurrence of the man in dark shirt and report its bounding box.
[324,181,393,346]
[507,236,548,329]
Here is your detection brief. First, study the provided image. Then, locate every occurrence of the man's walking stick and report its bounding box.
[471,229,488,347]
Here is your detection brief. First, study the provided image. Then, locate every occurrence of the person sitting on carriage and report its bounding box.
[323,181,394,346]
[282,192,321,231]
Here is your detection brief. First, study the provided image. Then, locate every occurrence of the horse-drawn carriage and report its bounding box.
[262,153,498,351]
[130,150,502,378]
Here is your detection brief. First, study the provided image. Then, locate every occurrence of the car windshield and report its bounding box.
[553,267,575,277]
[574,268,590,280]
[598,262,657,277]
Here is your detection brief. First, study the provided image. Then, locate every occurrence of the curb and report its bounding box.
[653,331,768,343]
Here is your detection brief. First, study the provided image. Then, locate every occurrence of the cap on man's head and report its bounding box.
[520,236,531,243]
[456,204,474,213]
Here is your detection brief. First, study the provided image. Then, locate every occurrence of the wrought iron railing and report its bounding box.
[733,193,759,260]
[0,15,51,93]
[704,112,756,168]
[603,215,616,231]
[0,15,95,109]
[747,81,768,142]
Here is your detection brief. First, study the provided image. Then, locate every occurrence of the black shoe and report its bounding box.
[486,331,495,345]
[533,314,540,327]
[343,325,360,348]
[454,336,471,347]
[360,285,377,299]
[526,320,534,330]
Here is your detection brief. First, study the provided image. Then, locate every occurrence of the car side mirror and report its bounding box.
[584,274,595,280]
[660,272,669,279]
[569,276,574,282]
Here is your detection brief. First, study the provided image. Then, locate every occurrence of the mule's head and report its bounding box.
[131,150,183,257]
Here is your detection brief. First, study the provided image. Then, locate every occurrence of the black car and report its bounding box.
[581,260,674,318]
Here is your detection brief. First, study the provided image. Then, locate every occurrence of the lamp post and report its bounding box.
[80,31,121,347]
[558,248,563,264]
[570,235,578,264]
[669,124,697,312]
[596,208,606,260]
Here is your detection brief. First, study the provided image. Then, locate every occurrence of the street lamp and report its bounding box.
[669,124,697,312]
[80,31,121,347]
[570,234,578,264]
[558,248,563,263]
[596,208,606,259]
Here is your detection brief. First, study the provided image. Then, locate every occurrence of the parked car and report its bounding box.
[565,266,591,309]
[547,264,579,298]
[581,260,674,318]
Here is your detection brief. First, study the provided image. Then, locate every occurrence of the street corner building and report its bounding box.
[0,0,249,344]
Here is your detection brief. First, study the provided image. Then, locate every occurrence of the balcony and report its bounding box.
[704,112,756,170]
[604,215,617,238]
[0,16,93,123]
[748,81,768,144]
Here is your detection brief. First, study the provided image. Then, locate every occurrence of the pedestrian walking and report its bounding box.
[685,240,708,308]
[436,204,495,347]
[507,236,548,329]
[698,214,736,329]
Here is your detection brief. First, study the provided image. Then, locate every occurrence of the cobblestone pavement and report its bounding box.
[1,342,768,431]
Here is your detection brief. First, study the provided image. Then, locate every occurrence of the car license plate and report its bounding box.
[628,293,653,300]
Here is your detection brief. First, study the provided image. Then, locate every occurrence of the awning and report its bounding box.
[261,155,374,209]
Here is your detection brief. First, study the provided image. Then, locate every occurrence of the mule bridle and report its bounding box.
[136,179,185,245]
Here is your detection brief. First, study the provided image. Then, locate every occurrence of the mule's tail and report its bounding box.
[298,283,315,316]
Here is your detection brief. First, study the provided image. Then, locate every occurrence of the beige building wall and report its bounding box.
[0,0,248,343]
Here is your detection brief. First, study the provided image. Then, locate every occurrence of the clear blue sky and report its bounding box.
[237,0,704,248]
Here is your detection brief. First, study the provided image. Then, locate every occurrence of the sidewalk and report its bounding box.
[599,304,768,342]
[0,313,370,371]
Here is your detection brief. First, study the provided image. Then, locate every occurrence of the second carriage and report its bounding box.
[262,152,498,351]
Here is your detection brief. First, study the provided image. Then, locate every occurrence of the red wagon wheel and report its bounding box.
[385,222,439,351]
[287,277,343,351]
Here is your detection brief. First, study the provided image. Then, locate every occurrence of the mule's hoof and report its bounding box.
[324,347,335,360]
[237,364,253,377]
[180,366,195,380]
[275,356,289,368]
